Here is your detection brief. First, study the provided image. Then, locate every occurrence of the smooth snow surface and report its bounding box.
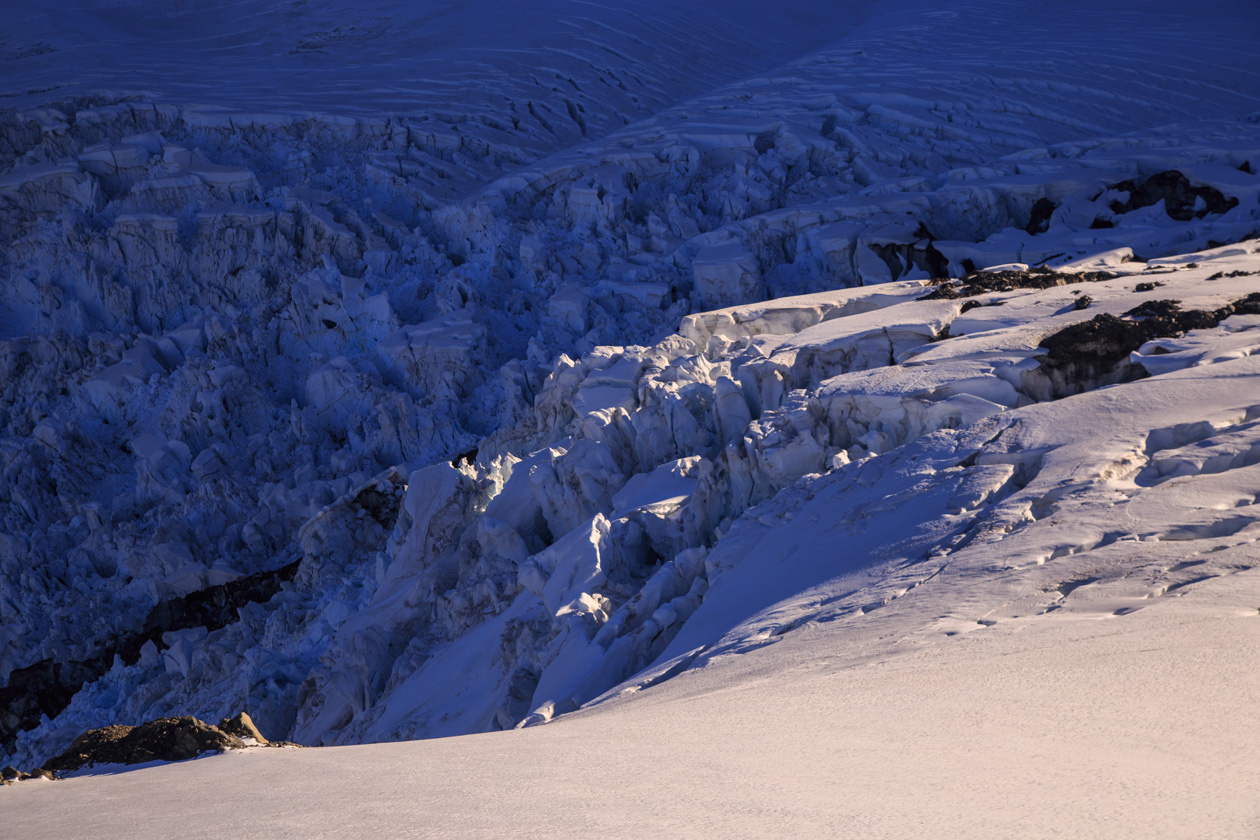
[3,0,845,115]
[3,0,1260,835]
[7,592,1260,838]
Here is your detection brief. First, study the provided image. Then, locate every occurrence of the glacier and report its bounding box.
[3,0,1260,835]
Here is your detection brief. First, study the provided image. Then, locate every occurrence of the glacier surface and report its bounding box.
[2,1,1260,834]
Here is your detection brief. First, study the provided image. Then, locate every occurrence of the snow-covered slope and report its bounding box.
[2,1,1260,832]
[2,0,847,118]
[10,240,1260,834]
[7,577,1259,839]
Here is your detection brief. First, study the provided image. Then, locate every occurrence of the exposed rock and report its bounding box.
[1,765,18,780]
[218,712,269,745]
[920,268,1116,301]
[1107,170,1239,222]
[43,724,131,772]
[44,717,243,772]
[1036,293,1260,397]
[133,559,302,655]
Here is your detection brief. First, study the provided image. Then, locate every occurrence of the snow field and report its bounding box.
[6,580,1259,839]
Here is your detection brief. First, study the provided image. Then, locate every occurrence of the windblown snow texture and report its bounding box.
[1,3,1259,817]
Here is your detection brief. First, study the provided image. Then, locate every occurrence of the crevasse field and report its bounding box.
[3,0,1260,836]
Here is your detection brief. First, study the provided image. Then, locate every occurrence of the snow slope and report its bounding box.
[2,1,1260,833]
[2,0,847,117]
[7,584,1259,839]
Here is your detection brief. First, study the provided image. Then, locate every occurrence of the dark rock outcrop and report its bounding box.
[43,717,244,773]
[1107,170,1239,222]
[920,267,1116,301]
[218,712,269,745]
[129,559,302,661]
[1036,293,1260,397]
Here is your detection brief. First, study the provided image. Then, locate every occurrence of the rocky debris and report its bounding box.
[218,712,269,745]
[1107,170,1239,222]
[1,764,54,784]
[130,559,302,659]
[43,717,244,773]
[1037,293,1260,397]
[1225,293,1260,317]
[919,268,1116,301]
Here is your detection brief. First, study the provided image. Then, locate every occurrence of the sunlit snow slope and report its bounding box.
[2,1,1260,834]
[8,581,1260,839]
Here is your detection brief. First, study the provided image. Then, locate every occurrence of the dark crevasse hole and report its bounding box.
[868,239,949,282]
[1024,197,1056,235]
